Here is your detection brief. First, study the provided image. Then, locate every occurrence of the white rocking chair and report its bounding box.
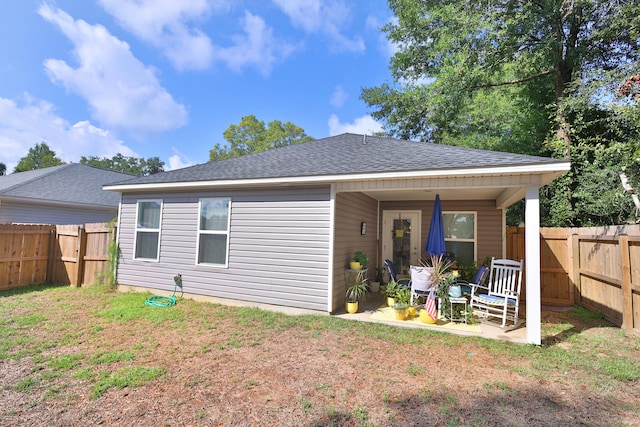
[470,258,523,328]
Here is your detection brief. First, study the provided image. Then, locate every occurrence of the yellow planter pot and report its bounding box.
[386,297,396,307]
[349,261,362,270]
[394,309,407,320]
[406,306,417,318]
[419,309,437,324]
[346,301,359,314]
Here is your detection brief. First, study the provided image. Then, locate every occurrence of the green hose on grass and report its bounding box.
[144,274,182,307]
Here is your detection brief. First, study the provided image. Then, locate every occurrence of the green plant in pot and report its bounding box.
[420,254,455,320]
[381,280,402,307]
[350,251,369,270]
[370,267,384,293]
[345,278,367,314]
[395,286,418,318]
[392,300,409,320]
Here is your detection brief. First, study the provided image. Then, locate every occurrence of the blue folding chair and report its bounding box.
[457,265,489,296]
[384,259,410,287]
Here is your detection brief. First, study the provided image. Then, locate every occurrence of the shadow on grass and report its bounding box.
[540,304,611,346]
[0,283,70,298]
[347,384,619,427]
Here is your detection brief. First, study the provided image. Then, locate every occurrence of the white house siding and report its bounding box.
[0,199,118,225]
[332,192,379,312]
[380,199,503,264]
[117,186,332,311]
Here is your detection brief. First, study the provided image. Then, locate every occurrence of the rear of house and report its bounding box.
[106,133,570,343]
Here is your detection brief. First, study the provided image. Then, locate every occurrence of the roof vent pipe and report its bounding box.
[363,134,366,145]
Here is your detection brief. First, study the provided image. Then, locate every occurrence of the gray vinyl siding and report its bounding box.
[117,186,332,311]
[0,199,118,225]
[332,192,378,312]
[380,199,503,264]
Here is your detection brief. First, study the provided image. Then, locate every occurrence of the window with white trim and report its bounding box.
[134,199,162,261]
[443,211,476,264]
[196,198,231,266]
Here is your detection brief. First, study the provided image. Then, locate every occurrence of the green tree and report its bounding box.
[210,115,314,161]
[80,154,164,176]
[363,1,638,145]
[0,162,6,176]
[14,142,64,173]
[362,0,640,226]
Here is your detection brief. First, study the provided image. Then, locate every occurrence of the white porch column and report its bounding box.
[525,185,541,345]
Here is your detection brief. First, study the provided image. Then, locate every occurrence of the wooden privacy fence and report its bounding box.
[0,222,115,290]
[0,224,54,290]
[507,225,640,336]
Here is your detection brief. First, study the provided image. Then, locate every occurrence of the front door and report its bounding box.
[382,210,421,278]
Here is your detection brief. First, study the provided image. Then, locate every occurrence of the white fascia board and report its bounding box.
[103,162,571,192]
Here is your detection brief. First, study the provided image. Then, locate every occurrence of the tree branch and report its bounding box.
[470,70,555,90]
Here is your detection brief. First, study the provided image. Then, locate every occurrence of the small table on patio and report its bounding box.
[448,297,468,324]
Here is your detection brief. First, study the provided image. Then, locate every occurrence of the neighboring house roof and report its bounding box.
[105,133,569,191]
[0,164,135,207]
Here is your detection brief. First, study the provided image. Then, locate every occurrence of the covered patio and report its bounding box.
[332,161,569,345]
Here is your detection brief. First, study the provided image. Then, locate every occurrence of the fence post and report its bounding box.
[74,226,87,287]
[620,235,633,333]
[571,233,581,305]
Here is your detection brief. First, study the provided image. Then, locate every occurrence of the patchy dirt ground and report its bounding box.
[1,287,639,426]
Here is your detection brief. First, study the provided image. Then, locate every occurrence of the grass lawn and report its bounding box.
[1,284,639,426]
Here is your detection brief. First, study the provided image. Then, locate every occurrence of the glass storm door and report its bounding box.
[382,210,421,278]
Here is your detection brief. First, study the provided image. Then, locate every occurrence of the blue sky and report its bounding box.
[0,1,394,172]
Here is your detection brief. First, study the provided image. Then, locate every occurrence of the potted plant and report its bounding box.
[370,267,384,293]
[381,280,402,307]
[393,301,409,320]
[395,287,416,318]
[345,277,367,314]
[419,254,455,321]
[350,251,369,270]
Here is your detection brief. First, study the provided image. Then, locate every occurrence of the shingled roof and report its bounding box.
[107,133,568,188]
[0,164,135,207]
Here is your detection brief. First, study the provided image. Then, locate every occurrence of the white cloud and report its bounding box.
[167,147,195,171]
[99,1,292,76]
[330,85,348,108]
[328,114,383,136]
[38,4,188,138]
[215,11,296,76]
[0,96,137,172]
[98,0,225,71]
[273,0,365,53]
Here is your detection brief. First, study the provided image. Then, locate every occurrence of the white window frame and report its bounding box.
[195,197,231,267]
[442,211,477,263]
[133,199,163,262]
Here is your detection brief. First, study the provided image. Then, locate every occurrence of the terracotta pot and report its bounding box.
[346,301,359,314]
[419,309,437,324]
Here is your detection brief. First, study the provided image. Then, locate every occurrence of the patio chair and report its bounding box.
[457,264,489,296]
[383,259,410,287]
[470,258,523,328]
[409,265,437,305]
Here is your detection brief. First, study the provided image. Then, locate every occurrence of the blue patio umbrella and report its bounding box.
[425,194,446,257]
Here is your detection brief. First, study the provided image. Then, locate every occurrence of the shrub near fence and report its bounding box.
[0,222,115,290]
[507,225,640,337]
